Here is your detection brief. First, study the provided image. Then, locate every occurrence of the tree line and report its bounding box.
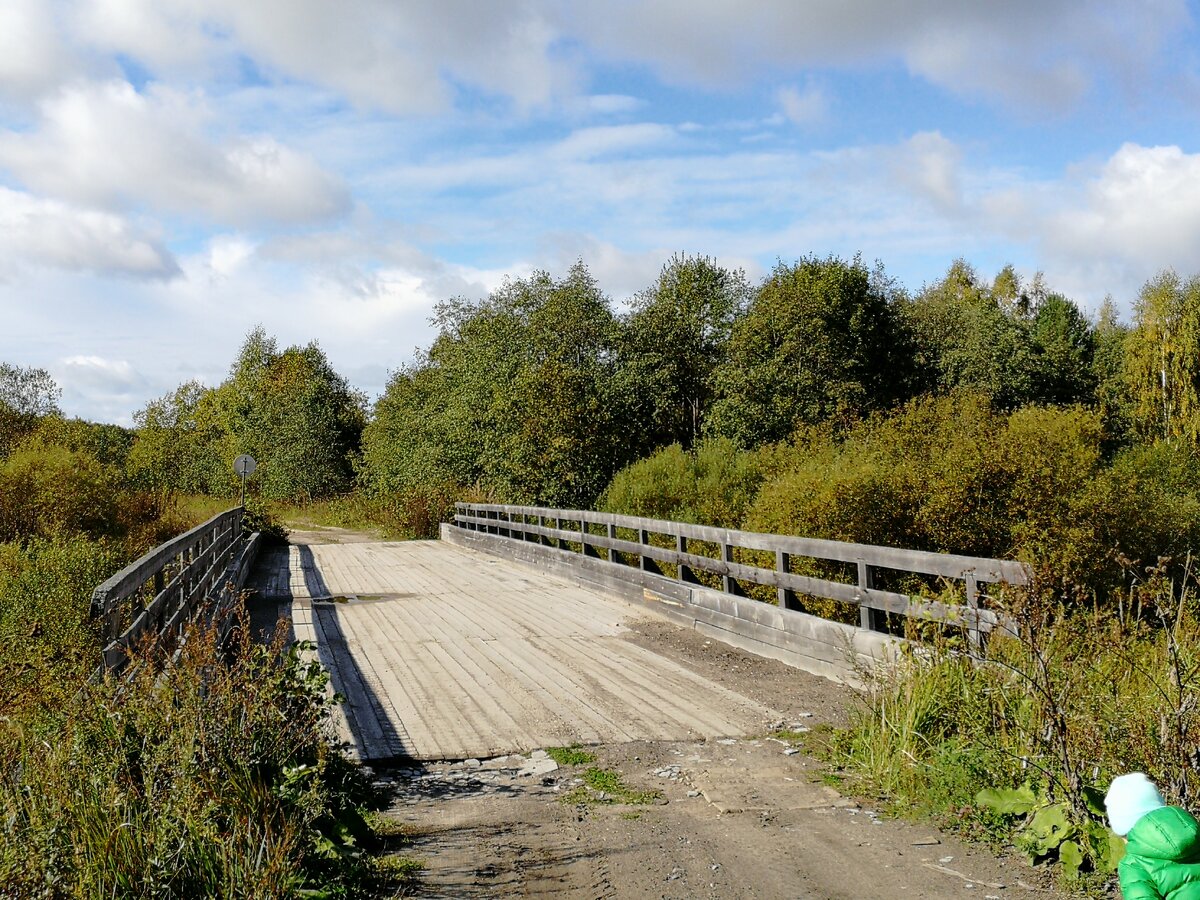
[4,251,1200,592]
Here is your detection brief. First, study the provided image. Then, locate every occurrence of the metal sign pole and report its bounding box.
[233,455,257,509]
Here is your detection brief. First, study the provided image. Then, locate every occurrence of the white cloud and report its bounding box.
[0,80,350,226]
[0,186,178,279]
[0,0,90,102]
[73,0,577,115]
[890,131,965,215]
[53,354,149,425]
[551,123,676,160]
[778,83,827,126]
[565,0,1186,111]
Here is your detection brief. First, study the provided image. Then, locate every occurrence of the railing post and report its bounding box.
[858,559,883,631]
[582,519,599,557]
[776,550,794,610]
[966,575,982,653]
[676,533,691,583]
[639,528,652,572]
[607,522,618,564]
[721,542,739,595]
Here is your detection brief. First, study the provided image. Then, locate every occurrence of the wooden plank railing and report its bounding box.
[452,502,1030,645]
[89,507,256,675]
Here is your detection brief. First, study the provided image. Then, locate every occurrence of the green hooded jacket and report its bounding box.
[1120,806,1200,899]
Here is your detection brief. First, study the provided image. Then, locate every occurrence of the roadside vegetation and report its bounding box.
[7,252,1200,891]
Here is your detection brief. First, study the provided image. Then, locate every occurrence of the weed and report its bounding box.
[768,728,812,743]
[561,767,662,806]
[546,744,596,766]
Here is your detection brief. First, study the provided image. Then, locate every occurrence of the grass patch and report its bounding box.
[768,728,812,743]
[268,496,408,539]
[545,744,596,766]
[562,767,662,806]
[366,855,425,895]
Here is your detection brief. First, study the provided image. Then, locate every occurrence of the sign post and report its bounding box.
[233,454,257,508]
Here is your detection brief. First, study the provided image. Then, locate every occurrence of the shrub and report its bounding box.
[0,620,386,898]
[598,437,767,528]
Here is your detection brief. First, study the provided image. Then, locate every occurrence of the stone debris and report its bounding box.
[655,765,683,779]
[783,747,800,756]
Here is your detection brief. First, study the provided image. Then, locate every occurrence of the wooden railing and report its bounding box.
[453,503,1030,645]
[89,507,257,674]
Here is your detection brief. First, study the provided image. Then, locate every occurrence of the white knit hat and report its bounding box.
[1106,773,1166,836]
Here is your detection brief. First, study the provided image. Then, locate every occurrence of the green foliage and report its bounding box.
[0,363,60,457]
[545,745,597,766]
[0,625,387,897]
[1125,270,1200,442]
[0,536,121,717]
[598,437,768,527]
[360,263,633,521]
[0,436,122,541]
[561,767,661,806]
[130,329,366,505]
[976,782,1124,878]
[709,255,913,445]
[904,261,1096,410]
[243,497,290,544]
[617,253,749,449]
[742,395,1131,589]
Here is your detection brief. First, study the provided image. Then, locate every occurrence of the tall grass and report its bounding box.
[832,567,1200,883]
[0,610,411,898]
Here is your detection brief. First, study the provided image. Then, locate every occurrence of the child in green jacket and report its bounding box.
[1106,773,1200,899]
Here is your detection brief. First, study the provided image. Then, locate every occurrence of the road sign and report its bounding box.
[234,454,257,506]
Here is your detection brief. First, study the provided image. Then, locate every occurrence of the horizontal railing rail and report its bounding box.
[89,507,255,675]
[452,502,1031,645]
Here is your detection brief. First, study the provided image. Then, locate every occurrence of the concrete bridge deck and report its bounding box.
[251,539,778,761]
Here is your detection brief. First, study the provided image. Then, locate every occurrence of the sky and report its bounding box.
[2,1,1200,424]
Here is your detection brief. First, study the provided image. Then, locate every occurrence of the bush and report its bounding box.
[0,536,120,718]
[598,437,767,528]
[0,438,122,541]
[0,619,389,898]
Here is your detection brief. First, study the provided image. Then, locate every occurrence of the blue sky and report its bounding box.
[1,0,1199,423]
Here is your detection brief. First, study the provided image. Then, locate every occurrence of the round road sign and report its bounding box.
[233,454,257,477]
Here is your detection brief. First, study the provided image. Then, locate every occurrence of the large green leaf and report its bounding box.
[975,784,1038,815]
[1025,802,1076,855]
[1059,839,1084,880]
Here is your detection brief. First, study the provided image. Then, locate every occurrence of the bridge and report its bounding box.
[91,502,1029,763]
[84,505,1051,896]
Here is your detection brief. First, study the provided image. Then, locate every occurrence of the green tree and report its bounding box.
[617,254,749,449]
[360,262,631,516]
[131,329,366,503]
[215,332,366,501]
[709,255,913,446]
[129,380,227,502]
[1092,297,1132,442]
[1124,271,1200,442]
[0,364,60,456]
[1029,293,1096,405]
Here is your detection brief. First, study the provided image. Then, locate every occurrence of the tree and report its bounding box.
[905,260,1041,409]
[130,330,367,503]
[1029,294,1096,406]
[617,254,749,450]
[360,262,632,514]
[1092,297,1132,443]
[708,255,913,446]
[0,364,60,456]
[1124,271,1200,442]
